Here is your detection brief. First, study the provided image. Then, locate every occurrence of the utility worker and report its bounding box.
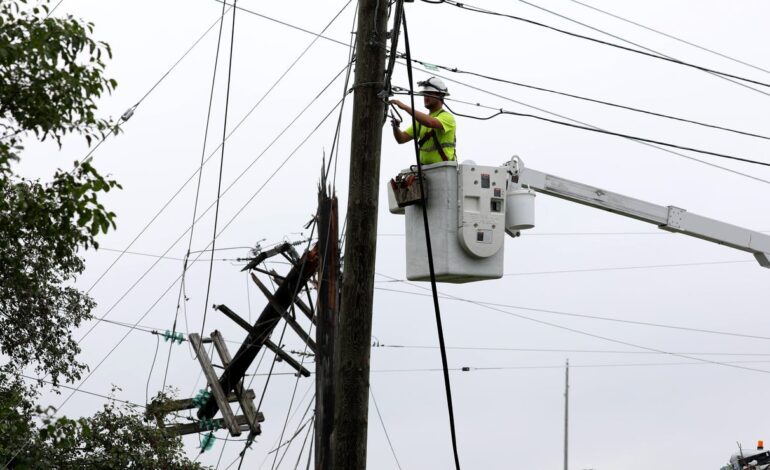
[390,77,456,164]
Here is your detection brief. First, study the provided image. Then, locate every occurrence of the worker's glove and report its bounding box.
[390,117,401,128]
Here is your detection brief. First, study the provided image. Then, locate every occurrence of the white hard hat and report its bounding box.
[418,76,450,96]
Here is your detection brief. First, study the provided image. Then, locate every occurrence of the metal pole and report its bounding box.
[333,0,390,467]
[564,358,569,470]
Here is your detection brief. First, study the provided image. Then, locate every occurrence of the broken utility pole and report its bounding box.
[333,0,390,467]
[315,174,339,470]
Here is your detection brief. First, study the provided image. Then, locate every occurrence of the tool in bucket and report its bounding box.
[389,167,426,208]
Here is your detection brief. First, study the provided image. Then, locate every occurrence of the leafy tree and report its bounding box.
[0,0,119,384]
[0,2,206,468]
[0,161,119,385]
[1,382,209,469]
[0,0,117,170]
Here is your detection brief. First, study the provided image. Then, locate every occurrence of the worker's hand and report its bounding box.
[390,116,401,128]
[389,99,408,111]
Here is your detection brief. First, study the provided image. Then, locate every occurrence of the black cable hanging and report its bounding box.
[401,6,462,470]
[162,0,230,393]
[200,0,239,338]
[425,0,770,90]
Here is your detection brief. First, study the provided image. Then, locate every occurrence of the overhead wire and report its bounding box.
[408,66,770,185]
[76,7,235,167]
[373,276,770,375]
[200,3,770,185]
[54,94,346,417]
[434,96,770,168]
[162,0,230,396]
[84,0,349,299]
[374,281,770,342]
[511,0,770,98]
[401,7,462,469]
[405,57,770,141]
[76,65,348,348]
[370,385,403,470]
[199,0,239,342]
[372,343,770,357]
[563,0,770,77]
[422,0,770,90]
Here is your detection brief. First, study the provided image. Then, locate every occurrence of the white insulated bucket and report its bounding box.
[505,187,536,230]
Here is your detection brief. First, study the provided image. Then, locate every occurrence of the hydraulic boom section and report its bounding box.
[505,156,770,268]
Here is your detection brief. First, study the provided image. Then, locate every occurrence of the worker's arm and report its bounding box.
[392,122,412,144]
[390,100,443,129]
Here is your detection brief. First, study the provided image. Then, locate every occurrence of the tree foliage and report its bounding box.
[0,0,121,384]
[0,160,120,385]
[1,382,208,469]
[0,0,117,171]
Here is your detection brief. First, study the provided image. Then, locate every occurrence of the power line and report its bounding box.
[438,97,770,168]
[84,2,343,298]
[163,0,230,394]
[84,7,235,295]
[77,65,348,347]
[425,0,770,89]
[404,57,770,141]
[205,1,770,185]
[410,65,770,185]
[373,278,770,375]
[55,96,346,418]
[199,0,239,341]
[374,283,770,342]
[563,0,770,77]
[366,359,770,373]
[370,385,404,470]
[77,7,234,166]
[511,0,770,98]
[372,343,770,357]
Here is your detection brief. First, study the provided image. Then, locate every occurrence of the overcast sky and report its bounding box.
[19,0,770,468]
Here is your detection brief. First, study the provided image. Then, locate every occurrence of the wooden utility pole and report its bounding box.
[333,0,390,467]
[315,179,339,470]
[564,358,569,470]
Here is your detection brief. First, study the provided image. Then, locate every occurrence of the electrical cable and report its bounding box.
[401,8,462,469]
[213,0,349,48]
[374,282,770,341]
[564,0,770,77]
[365,359,770,373]
[53,97,345,420]
[437,97,770,168]
[406,65,770,185]
[293,418,315,470]
[145,334,161,404]
[76,8,234,167]
[84,1,348,298]
[405,58,770,141]
[376,259,755,277]
[199,0,239,341]
[423,0,770,89]
[374,276,770,375]
[76,66,347,347]
[326,1,359,189]
[372,343,770,357]
[511,0,770,98]
[201,1,770,185]
[162,0,230,395]
[370,385,403,470]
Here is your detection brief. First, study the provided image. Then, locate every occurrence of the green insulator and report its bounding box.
[163,330,172,342]
[174,332,185,344]
[200,432,216,452]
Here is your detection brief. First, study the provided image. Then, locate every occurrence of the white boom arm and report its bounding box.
[507,157,770,268]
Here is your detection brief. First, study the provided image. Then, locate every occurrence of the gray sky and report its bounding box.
[20,0,770,468]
